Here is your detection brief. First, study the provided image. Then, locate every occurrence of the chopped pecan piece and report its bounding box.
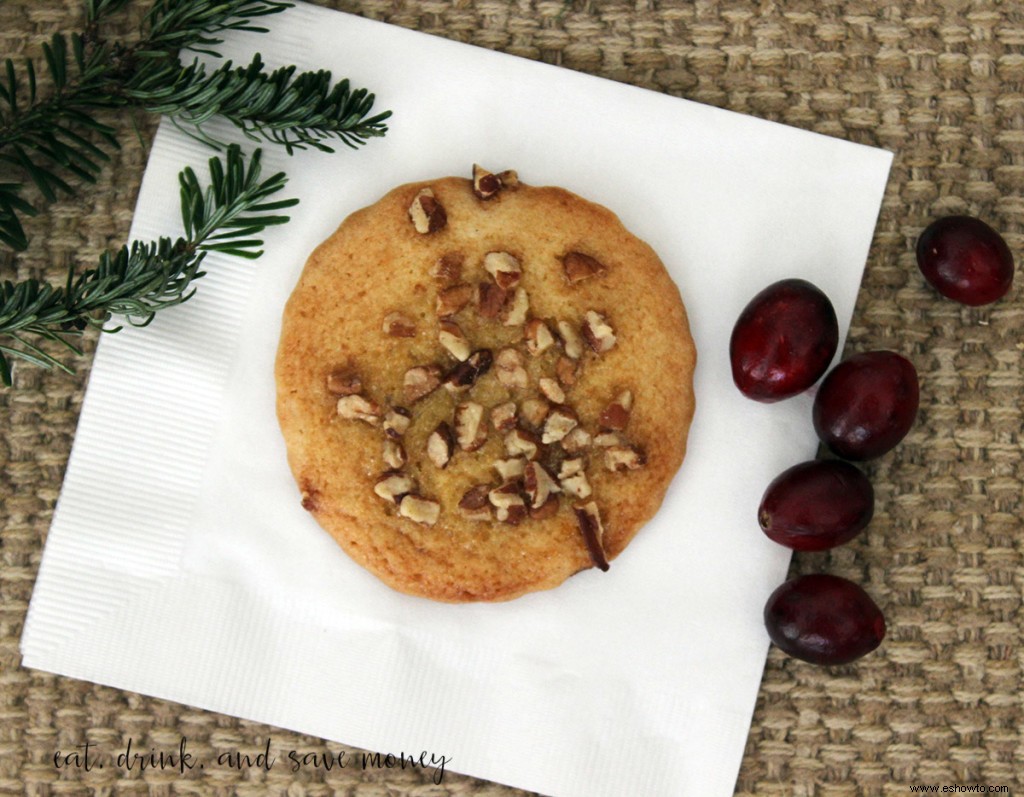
[443,349,493,393]
[437,283,474,317]
[336,394,381,424]
[326,369,362,396]
[538,377,565,404]
[455,401,488,451]
[562,251,606,284]
[459,485,493,521]
[494,458,527,480]
[524,461,561,509]
[472,164,503,200]
[556,320,584,360]
[383,311,417,337]
[433,252,463,284]
[542,406,578,444]
[383,407,412,438]
[497,169,519,189]
[555,356,577,386]
[491,401,518,432]
[605,444,646,472]
[559,459,592,499]
[403,365,442,403]
[382,439,406,469]
[582,310,616,353]
[501,287,530,326]
[439,319,471,362]
[519,397,550,429]
[399,494,441,525]
[477,282,510,319]
[488,481,527,524]
[426,422,455,468]
[561,426,592,455]
[374,472,415,504]
[599,390,634,431]
[504,428,540,460]
[495,348,529,390]
[575,502,609,571]
[525,319,556,356]
[530,495,560,520]
[408,188,446,234]
[484,251,522,290]
[594,431,627,448]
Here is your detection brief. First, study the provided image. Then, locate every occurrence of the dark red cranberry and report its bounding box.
[764,574,886,665]
[759,460,874,551]
[916,215,1014,306]
[812,351,919,461]
[730,278,839,402]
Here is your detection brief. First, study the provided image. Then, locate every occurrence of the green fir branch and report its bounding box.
[0,144,297,385]
[0,0,390,251]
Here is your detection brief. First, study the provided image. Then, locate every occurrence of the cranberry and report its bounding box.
[916,215,1014,306]
[759,460,874,551]
[729,278,839,402]
[764,574,886,665]
[812,351,919,461]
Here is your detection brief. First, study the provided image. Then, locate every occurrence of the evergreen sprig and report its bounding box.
[0,0,391,250]
[0,144,297,385]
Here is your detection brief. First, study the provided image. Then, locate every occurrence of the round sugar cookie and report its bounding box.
[275,166,696,602]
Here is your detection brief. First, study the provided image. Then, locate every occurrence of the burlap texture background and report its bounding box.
[1,1,1021,795]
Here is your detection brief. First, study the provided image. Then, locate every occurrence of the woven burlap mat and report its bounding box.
[2,1,1022,795]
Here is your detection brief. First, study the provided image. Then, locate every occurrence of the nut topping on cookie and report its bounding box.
[427,422,456,468]
[505,428,540,460]
[559,458,592,499]
[491,401,518,432]
[336,394,381,424]
[604,444,646,472]
[489,482,527,525]
[459,485,493,521]
[383,439,407,469]
[599,390,633,431]
[326,369,362,396]
[501,287,530,326]
[404,365,442,403]
[524,461,561,509]
[542,406,579,444]
[575,502,610,571]
[538,378,565,404]
[472,164,503,200]
[409,188,447,234]
[594,431,627,448]
[383,311,417,337]
[525,319,555,356]
[582,310,617,353]
[529,496,560,520]
[439,319,472,362]
[383,407,412,438]
[443,349,493,392]
[495,348,529,390]
[437,283,474,317]
[520,397,550,428]
[494,458,527,480]
[556,320,584,360]
[561,426,592,455]
[555,356,577,386]
[374,472,415,504]
[477,282,509,319]
[562,251,606,285]
[483,252,522,290]
[455,401,488,451]
[399,494,442,525]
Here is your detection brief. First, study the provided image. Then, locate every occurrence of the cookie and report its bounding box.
[275,165,696,602]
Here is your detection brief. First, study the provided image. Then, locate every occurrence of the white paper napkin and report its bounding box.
[21,4,893,795]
